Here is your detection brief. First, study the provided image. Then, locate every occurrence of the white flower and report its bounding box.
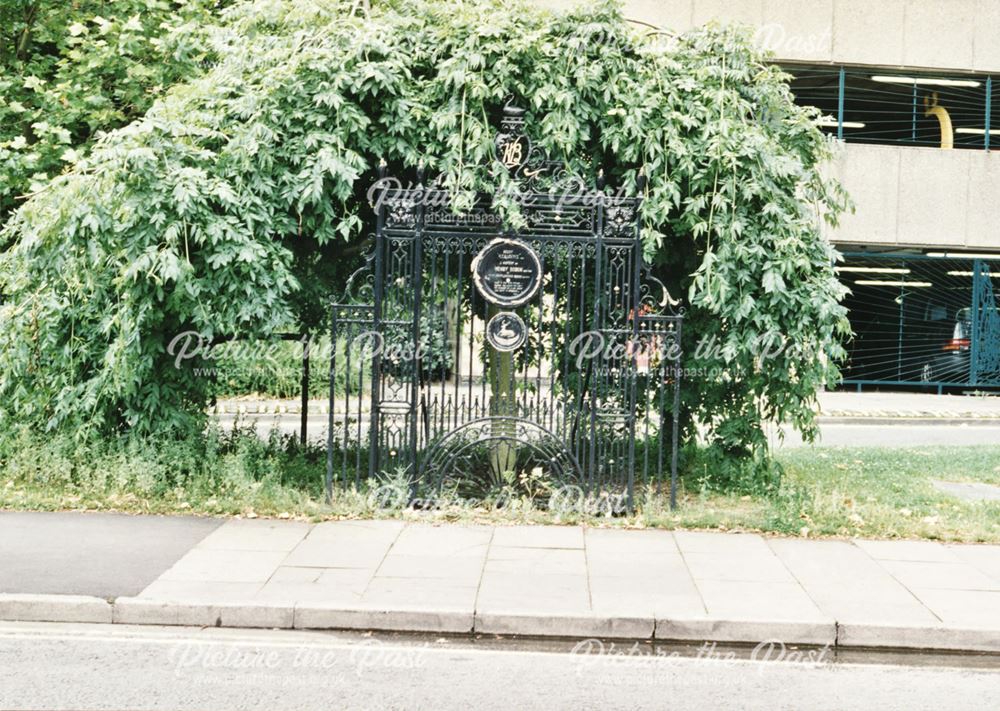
[10,136,27,150]
[68,22,87,37]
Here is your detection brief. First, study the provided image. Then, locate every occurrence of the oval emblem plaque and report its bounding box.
[486,312,527,352]
[471,238,542,307]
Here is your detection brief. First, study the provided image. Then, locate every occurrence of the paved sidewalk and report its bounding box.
[3,514,1000,653]
[817,391,1000,420]
[213,392,1000,447]
[215,391,1000,421]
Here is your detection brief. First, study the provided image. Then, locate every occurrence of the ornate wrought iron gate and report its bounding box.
[327,108,684,508]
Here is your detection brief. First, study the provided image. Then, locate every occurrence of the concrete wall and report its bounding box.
[538,0,1000,73]
[824,143,1000,249]
[534,0,1000,251]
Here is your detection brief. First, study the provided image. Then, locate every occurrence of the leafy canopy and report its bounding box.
[0,0,849,464]
[0,1,225,228]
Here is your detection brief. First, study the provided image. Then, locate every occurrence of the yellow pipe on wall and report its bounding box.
[924,92,953,149]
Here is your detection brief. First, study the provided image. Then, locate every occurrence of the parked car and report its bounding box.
[920,307,972,384]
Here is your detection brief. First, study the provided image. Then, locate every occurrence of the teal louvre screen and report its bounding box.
[839,253,1000,391]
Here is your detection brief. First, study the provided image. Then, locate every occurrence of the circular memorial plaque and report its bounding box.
[486,312,527,352]
[471,238,542,307]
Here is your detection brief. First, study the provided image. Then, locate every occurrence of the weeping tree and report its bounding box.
[0,0,226,229]
[0,0,850,482]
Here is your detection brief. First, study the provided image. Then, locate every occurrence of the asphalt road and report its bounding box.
[0,622,998,711]
[0,512,221,597]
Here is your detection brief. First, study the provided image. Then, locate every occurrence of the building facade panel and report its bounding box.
[901,0,976,71]
[760,0,834,62]
[964,151,1000,249]
[691,0,763,28]
[828,144,1000,250]
[973,0,1000,73]
[823,144,901,246]
[832,0,906,67]
[896,146,971,247]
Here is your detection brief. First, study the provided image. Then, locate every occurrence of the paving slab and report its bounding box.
[252,581,365,605]
[583,527,679,553]
[682,550,796,583]
[374,553,485,582]
[306,519,405,540]
[157,549,289,584]
[877,560,1000,592]
[485,546,587,576]
[694,580,829,622]
[490,525,584,549]
[388,524,493,556]
[853,539,961,563]
[195,519,310,552]
[280,538,393,569]
[768,538,940,626]
[138,580,264,602]
[587,577,705,618]
[362,578,479,608]
[948,544,1000,582]
[586,550,688,579]
[476,572,591,614]
[672,530,771,555]
[907,588,1000,627]
[268,566,323,583]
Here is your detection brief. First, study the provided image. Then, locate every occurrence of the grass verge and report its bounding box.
[1,426,998,542]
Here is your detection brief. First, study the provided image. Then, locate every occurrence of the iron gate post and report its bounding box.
[326,308,336,502]
[370,160,387,484]
[588,170,606,497]
[972,259,982,387]
[409,165,425,498]
[670,317,683,510]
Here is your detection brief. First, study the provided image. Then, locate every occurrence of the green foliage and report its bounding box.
[0,0,850,483]
[683,442,784,496]
[0,1,224,228]
[4,427,999,542]
[0,422,326,514]
[212,336,325,399]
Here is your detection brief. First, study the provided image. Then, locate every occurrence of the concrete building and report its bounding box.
[543,0,1000,391]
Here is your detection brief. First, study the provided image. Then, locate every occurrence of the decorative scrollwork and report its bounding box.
[638,267,683,316]
[605,204,637,237]
[386,198,417,228]
[419,417,583,502]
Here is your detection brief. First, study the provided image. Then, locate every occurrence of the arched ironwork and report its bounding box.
[326,105,685,510]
